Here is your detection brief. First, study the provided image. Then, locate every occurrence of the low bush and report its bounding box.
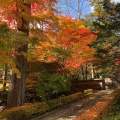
[61,92,82,104]
[84,89,93,95]
[37,73,71,101]
[47,98,63,109]
[0,102,50,120]
[0,92,83,120]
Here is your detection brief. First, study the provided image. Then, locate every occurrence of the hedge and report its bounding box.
[0,92,82,120]
[0,102,49,120]
[47,98,63,110]
[61,92,83,104]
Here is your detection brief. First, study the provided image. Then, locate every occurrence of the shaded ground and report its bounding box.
[30,90,113,120]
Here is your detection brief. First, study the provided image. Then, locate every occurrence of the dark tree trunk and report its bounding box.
[3,64,8,92]
[7,2,31,108]
[7,45,28,107]
[81,66,85,80]
[85,64,88,80]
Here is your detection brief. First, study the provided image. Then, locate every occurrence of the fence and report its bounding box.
[72,80,105,90]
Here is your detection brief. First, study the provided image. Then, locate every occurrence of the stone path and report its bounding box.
[30,90,113,120]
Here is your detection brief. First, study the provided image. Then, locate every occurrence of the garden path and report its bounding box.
[30,90,113,120]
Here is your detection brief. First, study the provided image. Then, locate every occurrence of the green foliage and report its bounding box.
[37,73,71,101]
[0,23,31,66]
[89,0,120,77]
[0,23,28,47]
[52,46,71,60]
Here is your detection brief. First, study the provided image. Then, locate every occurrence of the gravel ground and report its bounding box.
[30,90,113,120]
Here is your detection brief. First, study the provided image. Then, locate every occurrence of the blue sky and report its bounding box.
[57,0,91,19]
[57,0,120,19]
[111,0,120,3]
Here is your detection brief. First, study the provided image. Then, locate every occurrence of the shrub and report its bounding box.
[0,102,49,120]
[61,92,82,104]
[37,73,71,101]
[84,89,93,95]
[47,98,63,109]
[0,92,83,120]
[25,102,50,115]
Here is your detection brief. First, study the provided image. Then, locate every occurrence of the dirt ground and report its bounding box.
[30,90,113,120]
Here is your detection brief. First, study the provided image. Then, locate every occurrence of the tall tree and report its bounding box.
[90,0,120,77]
[56,0,96,80]
[0,0,57,108]
[32,16,97,80]
[55,16,96,72]
[7,2,30,108]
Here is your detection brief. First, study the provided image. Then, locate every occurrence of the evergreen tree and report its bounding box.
[90,0,120,77]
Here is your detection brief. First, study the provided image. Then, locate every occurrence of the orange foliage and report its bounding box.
[0,0,58,63]
[32,15,97,68]
[56,16,97,69]
[0,0,57,29]
[75,96,113,120]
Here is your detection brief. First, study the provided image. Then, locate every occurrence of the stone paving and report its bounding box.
[30,90,113,120]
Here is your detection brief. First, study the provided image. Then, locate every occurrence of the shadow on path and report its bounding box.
[31,90,113,120]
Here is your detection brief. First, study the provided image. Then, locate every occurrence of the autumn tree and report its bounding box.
[57,0,97,80]
[31,15,97,80]
[53,16,96,79]
[0,0,57,108]
[0,23,22,92]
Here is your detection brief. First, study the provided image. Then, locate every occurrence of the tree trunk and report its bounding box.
[7,45,28,107]
[91,63,94,79]
[81,66,85,80]
[7,2,30,108]
[3,64,8,92]
[85,64,88,80]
